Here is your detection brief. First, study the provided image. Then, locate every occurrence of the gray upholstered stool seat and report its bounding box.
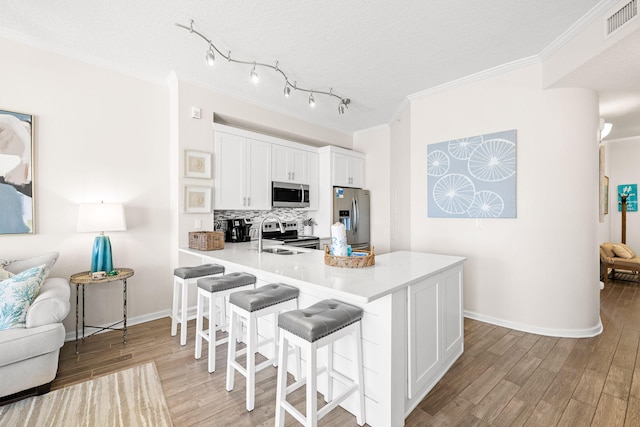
[277,299,363,343]
[226,283,300,412]
[198,272,257,293]
[229,283,299,313]
[171,263,225,346]
[195,272,257,373]
[275,299,366,426]
[174,264,224,279]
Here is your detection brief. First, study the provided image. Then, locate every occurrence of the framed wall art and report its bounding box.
[427,129,517,218]
[184,185,212,213]
[0,109,35,234]
[184,150,212,179]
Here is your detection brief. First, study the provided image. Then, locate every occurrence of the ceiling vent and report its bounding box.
[605,0,637,37]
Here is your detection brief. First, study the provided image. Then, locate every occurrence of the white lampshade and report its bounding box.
[77,203,127,233]
[601,122,613,139]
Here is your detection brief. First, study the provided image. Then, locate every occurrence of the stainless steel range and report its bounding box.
[261,221,320,249]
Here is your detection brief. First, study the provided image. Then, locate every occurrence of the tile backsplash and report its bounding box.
[214,208,313,236]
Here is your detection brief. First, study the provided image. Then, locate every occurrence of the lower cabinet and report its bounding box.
[407,264,463,399]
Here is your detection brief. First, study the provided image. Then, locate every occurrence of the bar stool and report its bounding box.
[171,264,225,345]
[226,283,300,412]
[195,272,257,372]
[275,299,365,427]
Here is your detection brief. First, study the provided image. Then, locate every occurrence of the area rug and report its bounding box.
[0,362,172,427]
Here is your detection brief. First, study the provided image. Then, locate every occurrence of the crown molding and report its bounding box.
[407,55,540,102]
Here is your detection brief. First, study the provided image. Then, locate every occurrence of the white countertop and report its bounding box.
[179,242,465,304]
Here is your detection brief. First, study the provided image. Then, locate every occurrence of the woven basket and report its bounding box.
[189,231,225,251]
[324,245,375,268]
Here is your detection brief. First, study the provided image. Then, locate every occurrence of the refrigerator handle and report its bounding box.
[353,197,359,233]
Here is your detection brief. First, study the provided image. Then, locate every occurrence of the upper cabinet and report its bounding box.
[332,151,364,188]
[213,123,321,211]
[214,131,271,210]
[272,145,308,184]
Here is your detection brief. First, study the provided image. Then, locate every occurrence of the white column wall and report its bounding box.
[409,64,601,336]
[390,105,412,252]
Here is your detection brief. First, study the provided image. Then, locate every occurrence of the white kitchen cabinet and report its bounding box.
[407,264,463,399]
[332,151,364,188]
[214,132,271,210]
[272,145,308,184]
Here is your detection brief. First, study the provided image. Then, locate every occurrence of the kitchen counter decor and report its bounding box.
[324,244,375,268]
[188,231,225,251]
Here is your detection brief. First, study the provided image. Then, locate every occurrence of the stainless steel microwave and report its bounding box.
[272,182,310,208]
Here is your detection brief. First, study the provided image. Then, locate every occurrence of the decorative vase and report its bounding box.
[303,225,313,236]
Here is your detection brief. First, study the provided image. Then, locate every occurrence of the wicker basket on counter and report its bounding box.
[189,231,225,251]
[324,245,375,268]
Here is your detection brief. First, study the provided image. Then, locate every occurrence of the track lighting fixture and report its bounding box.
[250,62,259,84]
[176,20,351,115]
[205,43,215,66]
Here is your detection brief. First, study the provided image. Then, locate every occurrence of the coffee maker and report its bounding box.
[225,218,252,242]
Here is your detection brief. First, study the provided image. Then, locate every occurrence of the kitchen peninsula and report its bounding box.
[179,243,465,427]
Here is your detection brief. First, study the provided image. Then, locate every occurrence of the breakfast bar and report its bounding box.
[179,243,465,427]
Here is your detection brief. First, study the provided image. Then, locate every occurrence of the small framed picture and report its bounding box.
[184,150,212,179]
[184,186,212,213]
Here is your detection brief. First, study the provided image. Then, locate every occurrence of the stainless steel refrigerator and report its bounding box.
[333,187,370,250]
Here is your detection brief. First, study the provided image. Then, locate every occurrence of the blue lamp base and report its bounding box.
[91,235,113,273]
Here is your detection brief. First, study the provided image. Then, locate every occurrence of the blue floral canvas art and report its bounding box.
[427,129,517,218]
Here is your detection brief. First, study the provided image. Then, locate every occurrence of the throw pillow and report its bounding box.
[0,267,14,281]
[1,252,59,275]
[612,244,634,259]
[0,264,50,330]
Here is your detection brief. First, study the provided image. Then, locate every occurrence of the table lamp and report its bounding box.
[77,202,127,273]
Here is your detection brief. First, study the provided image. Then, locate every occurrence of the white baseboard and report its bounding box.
[64,306,199,342]
[464,310,603,338]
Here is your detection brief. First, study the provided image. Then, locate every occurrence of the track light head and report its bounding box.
[338,98,350,115]
[284,84,291,97]
[205,44,215,66]
[250,63,259,84]
[308,92,315,107]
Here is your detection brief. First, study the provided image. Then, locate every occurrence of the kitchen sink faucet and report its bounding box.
[257,215,285,253]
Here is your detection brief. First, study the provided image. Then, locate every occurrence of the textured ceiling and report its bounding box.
[1,0,635,137]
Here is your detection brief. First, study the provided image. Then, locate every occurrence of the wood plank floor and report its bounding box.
[52,275,640,426]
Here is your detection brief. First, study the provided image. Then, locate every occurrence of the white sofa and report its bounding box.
[0,254,70,401]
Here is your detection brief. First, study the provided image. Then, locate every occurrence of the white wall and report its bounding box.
[608,137,640,249]
[409,64,602,337]
[390,104,412,252]
[354,125,391,254]
[0,36,171,334]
